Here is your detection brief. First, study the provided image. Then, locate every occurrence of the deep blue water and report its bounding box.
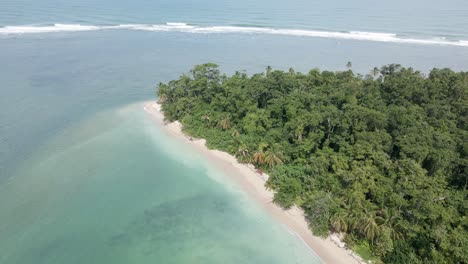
[0,1,467,263]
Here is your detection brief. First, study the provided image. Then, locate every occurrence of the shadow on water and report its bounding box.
[103,189,289,264]
[108,192,239,254]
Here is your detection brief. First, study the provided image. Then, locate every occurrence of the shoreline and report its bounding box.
[144,101,364,264]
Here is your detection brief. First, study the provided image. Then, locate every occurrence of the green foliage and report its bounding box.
[353,240,380,262]
[383,240,422,264]
[272,177,302,209]
[157,63,468,263]
[303,191,338,237]
[374,226,394,257]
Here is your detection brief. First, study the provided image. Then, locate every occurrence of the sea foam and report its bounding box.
[1,23,467,47]
[0,24,101,34]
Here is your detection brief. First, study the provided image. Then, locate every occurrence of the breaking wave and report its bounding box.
[1,22,467,47]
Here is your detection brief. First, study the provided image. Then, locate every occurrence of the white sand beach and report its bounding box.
[144,101,365,264]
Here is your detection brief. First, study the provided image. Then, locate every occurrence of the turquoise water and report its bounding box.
[0,1,467,264]
[1,0,468,41]
[0,104,319,263]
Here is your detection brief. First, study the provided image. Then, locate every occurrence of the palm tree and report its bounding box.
[372,67,379,77]
[158,94,168,103]
[343,204,361,231]
[331,211,348,233]
[295,125,304,142]
[217,116,230,130]
[252,143,268,166]
[362,217,380,243]
[201,114,211,126]
[377,207,404,240]
[231,129,240,138]
[266,66,272,77]
[252,150,265,166]
[357,208,380,243]
[264,150,283,168]
[235,144,250,163]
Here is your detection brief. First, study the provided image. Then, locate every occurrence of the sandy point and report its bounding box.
[144,101,365,264]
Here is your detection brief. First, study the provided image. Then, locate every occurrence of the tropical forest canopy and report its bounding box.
[157,63,467,263]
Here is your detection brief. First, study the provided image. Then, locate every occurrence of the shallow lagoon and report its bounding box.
[0,30,467,263]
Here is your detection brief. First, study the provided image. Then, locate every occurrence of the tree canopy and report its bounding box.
[157,63,467,263]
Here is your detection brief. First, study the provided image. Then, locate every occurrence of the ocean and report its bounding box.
[0,0,467,263]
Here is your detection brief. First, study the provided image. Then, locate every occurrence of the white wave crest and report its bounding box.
[1,23,467,47]
[165,22,191,27]
[0,24,100,34]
